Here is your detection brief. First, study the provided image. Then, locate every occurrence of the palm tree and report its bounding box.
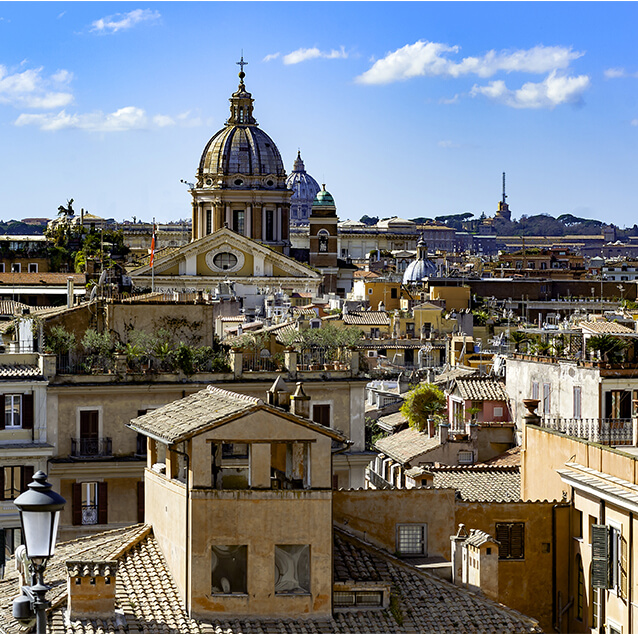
[510,330,529,353]
[587,334,629,363]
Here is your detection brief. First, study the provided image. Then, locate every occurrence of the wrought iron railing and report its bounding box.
[297,348,351,371]
[71,437,113,458]
[540,417,633,446]
[242,352,281,372]
[81,505,98,525]
[57,354,115,375]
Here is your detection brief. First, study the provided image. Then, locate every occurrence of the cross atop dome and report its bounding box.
[236,54,248,82]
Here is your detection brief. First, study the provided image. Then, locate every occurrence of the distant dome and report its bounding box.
[197,71,286,190]
[287,151,320,224]
[403,235,437,284]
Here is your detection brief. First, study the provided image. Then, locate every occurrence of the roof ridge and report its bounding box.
[206,384,264,405]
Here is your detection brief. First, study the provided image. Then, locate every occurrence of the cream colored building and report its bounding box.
[131,385,345,618]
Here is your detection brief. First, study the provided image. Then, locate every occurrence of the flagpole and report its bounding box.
[151,218,155,293]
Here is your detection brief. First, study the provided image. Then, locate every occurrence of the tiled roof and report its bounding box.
[342,311,390,326]
[129,385,264,443]
[353,270,380,279]
[465,529,499,548]
[481,445,521,466]
[0,300,31,316]
[454,376,508,402]
[376,411,408,432]
[579,320,636,334]
[430,465,521,502]
[0,364,43,379]
[0,272,85,286]
[433,366,478,387]
[0,525,540,634]
[129,384,346,445]
[375,427,440,464]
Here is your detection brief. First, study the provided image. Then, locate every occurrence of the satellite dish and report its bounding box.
[98,270,107,286]
[90,286,97,301]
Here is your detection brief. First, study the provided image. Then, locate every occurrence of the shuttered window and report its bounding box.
[591,524,610,589]
[495,522,525,560]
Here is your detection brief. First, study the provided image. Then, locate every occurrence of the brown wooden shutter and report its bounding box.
[21,466,34,492]
[0,394,5,430]
[591,524,611,589]
[21,394,33,430]
[98,482,108,525]
[72,483,82,526]
[510,523,525,559]
[137,480,145,523]
[496,523,511,559]
[620,533,628,598]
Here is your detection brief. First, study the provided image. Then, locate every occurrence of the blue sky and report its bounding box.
[0,2,637,226]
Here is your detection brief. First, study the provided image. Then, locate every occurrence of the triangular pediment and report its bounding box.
[130,228,321,280]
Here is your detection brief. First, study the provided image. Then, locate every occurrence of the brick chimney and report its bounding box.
[290,382,311,419]
[67,560,118,619]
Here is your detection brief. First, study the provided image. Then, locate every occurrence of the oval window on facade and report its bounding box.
[213,252,238,270]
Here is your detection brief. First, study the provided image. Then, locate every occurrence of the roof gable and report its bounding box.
[130,228,320,280]
[128,385,345,444]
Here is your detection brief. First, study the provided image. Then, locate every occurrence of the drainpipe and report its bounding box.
[172,444,190,616]
[552,500,571,631]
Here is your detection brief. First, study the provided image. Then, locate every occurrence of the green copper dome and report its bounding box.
[313,184,335,207]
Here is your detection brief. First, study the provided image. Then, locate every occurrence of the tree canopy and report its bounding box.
[400,383,446,432]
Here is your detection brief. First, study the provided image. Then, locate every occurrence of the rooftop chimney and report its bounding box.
[67,560,118,620]
[290,382,311,419]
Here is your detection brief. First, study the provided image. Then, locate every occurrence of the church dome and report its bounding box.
[197,68,286,189]
[403,235,437,284]
[311,184,337,218]
[287,151,320,224]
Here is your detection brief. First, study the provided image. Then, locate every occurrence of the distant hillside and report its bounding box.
[0,220,46,235]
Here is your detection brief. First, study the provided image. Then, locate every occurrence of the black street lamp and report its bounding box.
[12,471,66,634]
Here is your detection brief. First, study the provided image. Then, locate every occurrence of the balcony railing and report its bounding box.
[71,437,113,458]
[540,417,633,446]
[81,504,98,525]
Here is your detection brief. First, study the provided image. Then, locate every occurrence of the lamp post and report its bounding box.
[12,471,66,634]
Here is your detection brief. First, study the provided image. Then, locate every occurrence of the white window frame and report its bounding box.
[607,618,622,634]
[10,263,20,273]
[543,383,551,415]
[531,381,539,400]
[5,394,22,428]
[0,263,5,273]
[493,406,504,417]
[28,263,38,273]
[75,406,103,440]
[396,524,427,556]
[608,519,622,595]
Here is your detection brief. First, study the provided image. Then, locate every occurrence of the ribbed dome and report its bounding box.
[199,126,285,179]
[403,235,437,283]
[313,185,335,207]
[196,71,286,189]
[287,151,320,224]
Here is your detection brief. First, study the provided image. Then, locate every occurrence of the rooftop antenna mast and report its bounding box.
[502,172,507,205]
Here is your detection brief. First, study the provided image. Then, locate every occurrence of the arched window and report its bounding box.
[318,229,329,253]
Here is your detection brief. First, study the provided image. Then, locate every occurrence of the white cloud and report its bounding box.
[15,106,201,132]
[605,67,638,79]
[631,119,638,127]
[438,140,461,148]
[0,65,74,109]
[283,46,347,65]
[356,41,583,84]
[439,94,460,105]
[90,9,160,34]
[263,52,280,63]
[471,71,590,109]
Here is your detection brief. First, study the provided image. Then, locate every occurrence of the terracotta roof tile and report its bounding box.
[0,525,540,633]
[579,320,636,335]
[342,312,389,326]
[374,427,440,464]
[430,465,521,502]
[454,376,508,402]
[481,445,521,466]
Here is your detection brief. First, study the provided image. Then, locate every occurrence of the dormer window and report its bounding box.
[212,442,250,489]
